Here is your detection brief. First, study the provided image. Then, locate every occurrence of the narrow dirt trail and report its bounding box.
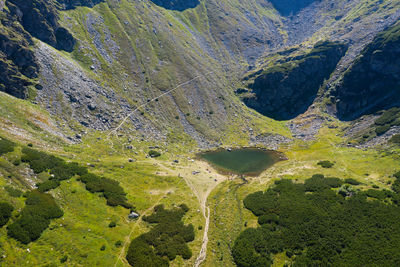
[155,160,226,267]
[108,71,214,136]
[194,205,210,267]
[113,192,167,267]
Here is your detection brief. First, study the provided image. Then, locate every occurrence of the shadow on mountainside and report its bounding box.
[269,0,319,16]
[150,0,200,11]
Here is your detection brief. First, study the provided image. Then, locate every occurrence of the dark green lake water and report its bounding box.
[199,148,284,176]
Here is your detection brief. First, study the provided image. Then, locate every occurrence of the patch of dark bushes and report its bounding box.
[363,189,393,200]
[4,186,23,197]
[375,108,400,126]
[304,174,342,192]
[0,137,15,155]
[344,178,361,185]
[13,158,21,166]
[60,255,68,263]
[376,125,391,136]
[391,172,400,205]
[233,173,400,266]
[79,173,132,209]
[126,204,194,266]
[317,160,334,168]
[389,134,400,144]
[22,147,132,209]
[0,202,14,227]
[374,108,400,136]
[7,190,63,244]
[37,179,61,192]
[21,148,63,174]
[22,148,87,178]
[148,150,161,158]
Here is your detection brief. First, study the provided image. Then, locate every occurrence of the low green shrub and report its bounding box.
[21,148,63,174]
[4,186,23,197]
[7,190,63,244]
[0,137,15,155]
[233,174,400,266]
[0,202,14,227]
[389,134,400,144]
[344,178,361,185]
[258,214,279,225]
[364,189,387,200]
[13,158,21,166]
[376,125,391,135]
[148,150,161,158]
[126,204,194,266]
[60,255,68,263]
[392,172,400,194]
[50,162,87,181]
[22,147,131,209]
[374,108,400,126]
[108,221,116,228]
[317,160,334,168]
[373,108,400,136]
[37,180,60,192]
[304,174,342,192]
[79,173,132,208]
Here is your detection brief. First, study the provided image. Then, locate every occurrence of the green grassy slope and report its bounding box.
[1,1,400,266]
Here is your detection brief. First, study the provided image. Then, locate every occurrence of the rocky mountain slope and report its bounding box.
[0,0,400,145]
[1,1,400,267]
[240,41,347,120]
[335,22,400,121]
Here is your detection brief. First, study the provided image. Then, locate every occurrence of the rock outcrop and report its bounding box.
[335,23,400,121]
[241,41,348,120]
[8,0,75,52]
[0,1,39,98]
[0,0,80,99]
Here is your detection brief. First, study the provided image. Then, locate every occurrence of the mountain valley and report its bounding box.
[1,0,400,266]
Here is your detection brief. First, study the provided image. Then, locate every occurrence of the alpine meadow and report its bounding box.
[1,0,400,266]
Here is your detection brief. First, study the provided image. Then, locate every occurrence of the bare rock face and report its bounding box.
[0,0,101,99]
[0,2,39,98]
[335,23,400,121]
[8,0,75,52]
[241,41,348,120]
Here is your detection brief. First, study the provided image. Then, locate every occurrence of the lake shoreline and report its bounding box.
[196,147,287,177]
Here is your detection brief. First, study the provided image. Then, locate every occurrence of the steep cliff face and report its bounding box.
[0,1,39,98]
[0,0,106,99]
[241,41,348,120]
[8,0,75,52]
[335,23,400,121]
